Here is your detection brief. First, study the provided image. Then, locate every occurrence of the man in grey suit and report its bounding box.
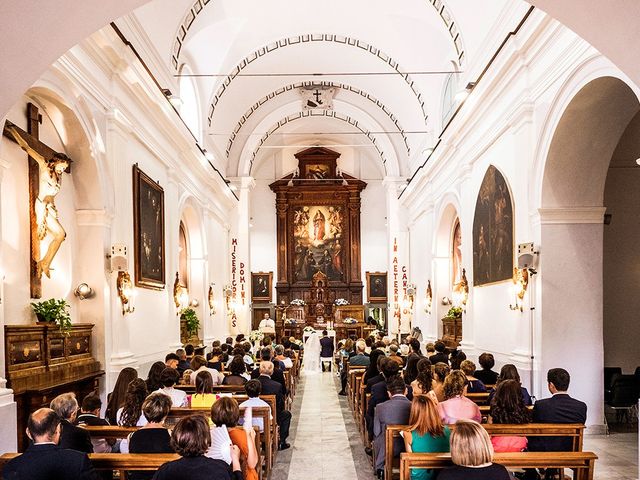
[373,375,411,479]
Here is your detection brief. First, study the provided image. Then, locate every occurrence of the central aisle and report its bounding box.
[272,371,376,480]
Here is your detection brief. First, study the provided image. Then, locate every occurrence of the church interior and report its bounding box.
[0,1,639,479]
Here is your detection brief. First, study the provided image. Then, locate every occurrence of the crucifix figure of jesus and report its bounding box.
[7,123,71,279]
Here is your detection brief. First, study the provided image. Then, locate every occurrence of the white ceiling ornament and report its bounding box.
[300,86,336,110]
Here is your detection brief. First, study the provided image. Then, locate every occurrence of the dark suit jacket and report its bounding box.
[365,374,384,394]
[320,336,334,358]
[2,443,97,480]
[258,374,286,414]
[528,393,587,452]
[373,395,411,469]
[59,419,93,453]
[251,362,287,394]
[177,360,191,376]
[430,352,449,365]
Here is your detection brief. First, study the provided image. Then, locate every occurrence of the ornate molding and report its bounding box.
[538,207,606,225]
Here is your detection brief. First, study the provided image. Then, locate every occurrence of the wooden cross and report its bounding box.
[2,103,70,298]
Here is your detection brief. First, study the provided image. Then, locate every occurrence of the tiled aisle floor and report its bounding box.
[584,431,638,479]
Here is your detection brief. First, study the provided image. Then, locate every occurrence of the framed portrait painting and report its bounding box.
[251,272,273,303]
[366,272,388,302]
[133,164,165,289]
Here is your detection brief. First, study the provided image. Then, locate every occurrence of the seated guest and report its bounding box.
[437,420,512,480]
[127,393,174,480]
[366,361,401,440]
[176,349,191,376]
[226,346,248,368]
[146,361,166,393]
[242,342,255,363]
[437,370,481,424]
[50,393,93,453]
[364,349,386,386]
[364,336,374,354]
[488,379,530,452]
[75,392,114,454]
[373,376,411,479]
[489,364,532,406]
[274,344,293,369]
[234,334,245,344]
[404,338,424,385]
[223,356,250,385]
[210,397,259,480]
[432,362,450,402]
[105,367,138,425]
[220,343,231,364]
[239,380,271,432]
[529,368,587,452]
[191,355,224,385]
[403,395,450,480]
[430,341,449,365]
[2,408,97,480]
[188,371,217,408]
[449,349,467,370]
[184,343,195,361]
[157,367,188,407]
[338,340,370,395]
[251,347,287,394]
[165,353,180,370]
[206,341,221,361]
[411,358,436,400]
[425,342,436,358]
[118,378,149,453]
[460,360,487,393]
[474,352,499,386]
[225,337,234,347]
[182,369,194,385]
[388,344,405,366]
[152,415,242,480]
[288,336,301,351]
[257,361,292,450]
[207,347,224,371]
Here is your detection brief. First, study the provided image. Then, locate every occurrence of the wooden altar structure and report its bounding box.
[270,147,367,341]
[4,323,103,451]
[442,315,462,348]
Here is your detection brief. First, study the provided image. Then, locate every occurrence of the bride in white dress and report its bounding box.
[303,331,321,374]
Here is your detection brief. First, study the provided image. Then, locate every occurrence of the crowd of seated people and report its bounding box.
[1,334,303,480]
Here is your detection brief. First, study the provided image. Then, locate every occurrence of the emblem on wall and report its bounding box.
[300,86,336,110]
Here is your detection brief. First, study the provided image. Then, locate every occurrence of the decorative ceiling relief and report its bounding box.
[300,86,336,111]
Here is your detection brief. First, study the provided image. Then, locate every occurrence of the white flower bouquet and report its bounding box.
[334,298,349,306]
[290,299,305,306]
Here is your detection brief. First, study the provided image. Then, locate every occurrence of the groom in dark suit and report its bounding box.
[2,408,97,480]
[319,330,334,371]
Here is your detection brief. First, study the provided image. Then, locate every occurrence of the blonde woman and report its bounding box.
[437,370,481,424]
[437,419,511,479]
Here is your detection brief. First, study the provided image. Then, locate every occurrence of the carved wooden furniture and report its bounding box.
[442,315,462,348]
[4,323,103,451]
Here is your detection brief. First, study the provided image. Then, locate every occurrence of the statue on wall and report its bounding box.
[9,126,70,279]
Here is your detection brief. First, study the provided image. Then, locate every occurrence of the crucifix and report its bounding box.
[2,103,72,298]
[312,89,323,105]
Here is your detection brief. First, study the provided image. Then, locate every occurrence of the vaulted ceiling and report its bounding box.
[121,0,531,178]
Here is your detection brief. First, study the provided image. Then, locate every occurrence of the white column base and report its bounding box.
[0,379,17,454]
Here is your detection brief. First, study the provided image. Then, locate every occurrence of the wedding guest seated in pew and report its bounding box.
[474,353,498,386]
[118,379,149,452]
[367,359,401,440]
[188,371,217,408]
[449,350,466,370]
[437,420,511,480]
[404,339,424,385]
[146,362,166,393]
[176,349,191,376]
[207,341,221,361]
[257,361,291,450]
[403,395,451,480]
[128,393,174,480]
[211,397,258,480]
[288,336,302,351]
[425,342,436,358]
[191,355,224,386]
[2,408,97,480]
[251,347,287,395]
[220,343,231,364]
[339,340,370,395]
[184,343,195,362]
[157,368,188,407]
[460,360,487,393]
[182,369,194,385]
[106,367,138,426]
[488,379,531,452]
[206,347,225,372]
[51,393,93,453]
[488,364,533,406]
[227,346,250,368]
[430,341,449,365]
[373,376,411,479]
[274,344,293,369]
[411,358,436,400]
[432,363,450,402]
[165,353,180,370]
[364,349,387,387]
[223,356,250,385]
[76,392,115,454]
[152,415,243,480]
[239,380,271,432]
[388,344,405,367]
[437,370,481,424]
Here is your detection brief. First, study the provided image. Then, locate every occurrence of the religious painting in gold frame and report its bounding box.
[367,272,388,302]
[133,164,165,289]
[251,272,273,303]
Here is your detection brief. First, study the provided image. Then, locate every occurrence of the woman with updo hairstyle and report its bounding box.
[210,397,258,480]
[403,395,450,480]
[207,347,224,372]
[488,364,532,406]
[460,360,487,393]
[411,358,436,399]
[188,370,216,408]
[432,362,450,402]
[437,370,481,424]
[223,356,249,385]
[152,415,243,480]
[145,361,166,393]
[488,379,531,452]
[437,420,511,480]
[106,367,138,425]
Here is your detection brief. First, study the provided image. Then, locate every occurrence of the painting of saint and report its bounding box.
[472,165,514,286]
[305,163,330,179]
[313,209,326,241]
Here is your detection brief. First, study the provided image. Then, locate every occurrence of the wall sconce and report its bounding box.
[190,298,199,308]
[509,267,529,312]
[441,296,452,306]
[223,284,234,314]
[403,284,416,310]
[452,268,469,309]
[425,280,433,314]
[117,271,135,315]
[74,283,94,300]
[208,284,216,315]
[173,272,190,310]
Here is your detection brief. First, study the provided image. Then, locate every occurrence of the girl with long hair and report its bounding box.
[188,370,216,408]
[105,367,138,425]
[489,379,531,452]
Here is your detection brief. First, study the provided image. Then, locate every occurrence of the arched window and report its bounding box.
[179,64,201,142]
[441,63,460,126]
[178,221,189,289]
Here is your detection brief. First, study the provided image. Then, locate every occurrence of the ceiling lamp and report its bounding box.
[161,89,183,107]
[455,82,476,102]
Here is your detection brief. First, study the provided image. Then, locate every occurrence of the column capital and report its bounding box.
[228,176,256,191]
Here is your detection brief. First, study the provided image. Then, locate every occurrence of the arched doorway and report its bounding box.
[539,76,640,429]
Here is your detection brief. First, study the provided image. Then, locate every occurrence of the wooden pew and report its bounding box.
[399,452,597,480]
[466,392,490,405]
[384,423,586,480]
[347,367,366,411]
[174,384,246,394]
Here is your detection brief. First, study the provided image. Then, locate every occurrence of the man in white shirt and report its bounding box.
[156,367,187,407]
[258,312,276,336]
[238,379,271,432]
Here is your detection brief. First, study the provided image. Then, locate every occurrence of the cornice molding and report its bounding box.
[538,207,606,225]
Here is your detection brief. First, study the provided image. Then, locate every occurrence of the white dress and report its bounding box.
[303,331,321,374]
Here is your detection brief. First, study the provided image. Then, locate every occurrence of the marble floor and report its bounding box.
[272,371,639,480]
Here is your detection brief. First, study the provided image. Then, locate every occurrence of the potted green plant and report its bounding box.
[445,306,463,318]
[31,298,72,333]
[180,307,200,337]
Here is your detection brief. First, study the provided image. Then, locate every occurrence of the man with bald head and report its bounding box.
[2,408,96,479]
[257,361,292,450]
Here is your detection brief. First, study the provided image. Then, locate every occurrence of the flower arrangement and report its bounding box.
[343,317,357,324]
[334,298,349,306]
[249,330,264,343]
[284,318,297,325]
[31,298,72,334]
[290,299,305,306]
[303,326,316,333]
[446,306,463,318]
[180,307,200,336]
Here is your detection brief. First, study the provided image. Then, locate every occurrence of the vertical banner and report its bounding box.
[229,238,247,333]
[392,238,400,334]
[390,234,410,336]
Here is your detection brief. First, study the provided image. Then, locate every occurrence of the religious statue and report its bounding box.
[9,126,70,279]
[313,209,326,241]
